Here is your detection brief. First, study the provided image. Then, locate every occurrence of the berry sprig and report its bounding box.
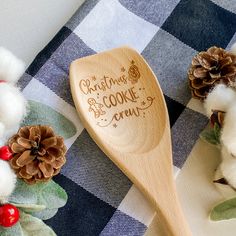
[0,146,12,161]
[0,146,19,227]
[0,203,19,227]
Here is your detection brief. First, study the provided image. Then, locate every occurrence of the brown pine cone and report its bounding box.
[188,46,236,100]
[8,125,67,184]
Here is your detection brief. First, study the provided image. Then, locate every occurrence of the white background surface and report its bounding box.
[0,1,234,235]
[0,0,85,66]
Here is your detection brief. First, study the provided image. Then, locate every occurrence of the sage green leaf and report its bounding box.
[210,197,236,221]
[14,203,46,213]
[32,208,58,220]
[13,203,58,221]
[213,123,221,141]
[38,180,68,209]
[200,124,221,146]
[9,179,38,205]
[0,223,23,236]
[9,179,68,213]
[22,100,76,139]
[20,211,56,236]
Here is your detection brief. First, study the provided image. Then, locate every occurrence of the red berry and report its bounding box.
[0,204,19,227]
[0,146,12,161]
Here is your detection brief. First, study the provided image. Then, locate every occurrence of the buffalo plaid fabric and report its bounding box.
[18,0,236,235]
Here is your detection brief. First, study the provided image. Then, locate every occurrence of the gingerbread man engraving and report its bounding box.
[88,98,106,118]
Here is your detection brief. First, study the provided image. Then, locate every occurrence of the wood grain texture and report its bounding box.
[70,47,192,236]
[145,214,167,236]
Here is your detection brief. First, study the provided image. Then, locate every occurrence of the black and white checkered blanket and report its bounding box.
[18,0,236,235]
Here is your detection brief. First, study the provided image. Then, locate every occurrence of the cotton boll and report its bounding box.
[231,43,236,55]
[204,84,236,117]
[220,158,236,189]
[220,147,236,189]
[0,160,16,203]
[221,104,236,156]
[0,47,25,84]
[221,145,233,161]
[0,83,27,132]
[213,166,236,198]
[0,125,20,147]
[0,123,5,138]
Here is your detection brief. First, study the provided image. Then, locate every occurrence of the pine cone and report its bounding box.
[188,46,236,100]
[8,125,67,184]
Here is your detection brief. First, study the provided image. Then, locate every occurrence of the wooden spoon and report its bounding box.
[69,47,192,236]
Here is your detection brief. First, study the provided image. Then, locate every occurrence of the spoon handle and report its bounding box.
[156,191,192,236]
[152,184,192,236]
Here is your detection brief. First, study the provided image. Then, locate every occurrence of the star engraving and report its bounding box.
[113,123,117,128]
[141,101,146,106]
[121,67,126,72]
[92,76,96,81]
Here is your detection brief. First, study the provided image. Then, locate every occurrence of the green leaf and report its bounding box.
[38,180,68,209]
[31,208,58,220]
[3,180,66,234]
[210,197,236,221]
[200,124,221,146]
[14,203,58,220]
[0,211,58,235]
[9,179,68,220]
[0,223,23,236]
[19,211,56,236]
[22,100,76,139]
[213,123,221,141]
[14,203,59,220]
[13,203,46,213]
[9,179,38,205]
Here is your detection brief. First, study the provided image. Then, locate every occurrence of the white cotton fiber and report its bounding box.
[0,48,27,202]
[0,123,5,139]
[220,146,236,188]
[204,84,236,117]
[0,160,16,202]
[0,47,25,84]
[0,47,28,143]
[0,83,27,129]
[221,104,236,156]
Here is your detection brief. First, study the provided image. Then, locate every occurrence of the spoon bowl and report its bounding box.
[70,47,192,236]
